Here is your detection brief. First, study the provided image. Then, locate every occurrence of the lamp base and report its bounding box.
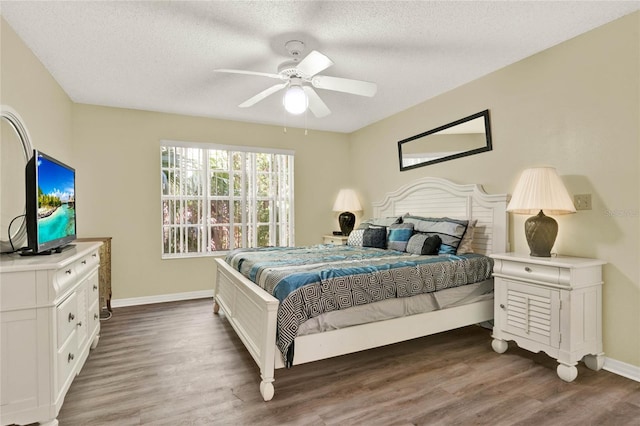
[338,211,356,236]
[524,210,558,257]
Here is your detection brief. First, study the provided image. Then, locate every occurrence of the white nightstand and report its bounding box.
[490,252,606,382]
[323,234,349,245]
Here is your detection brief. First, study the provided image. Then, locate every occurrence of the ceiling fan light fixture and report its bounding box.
[283,84,308,115]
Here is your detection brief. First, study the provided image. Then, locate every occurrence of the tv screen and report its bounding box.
[25,150,76,254]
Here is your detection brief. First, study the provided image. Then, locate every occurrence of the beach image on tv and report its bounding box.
[37,156,75,244]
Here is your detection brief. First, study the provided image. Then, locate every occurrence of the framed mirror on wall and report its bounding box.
[398,109,492,171]
[1,106,33,253]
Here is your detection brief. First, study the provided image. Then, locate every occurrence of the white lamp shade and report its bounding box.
[507,167,576,215]
[333,189,362,212]
[283,85,308,115]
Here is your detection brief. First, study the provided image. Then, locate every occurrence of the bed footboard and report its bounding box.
[214,258,279,401]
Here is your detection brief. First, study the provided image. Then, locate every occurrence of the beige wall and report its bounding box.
[1,18,73,168]
[350,13,640,367]
[71,104,350,299]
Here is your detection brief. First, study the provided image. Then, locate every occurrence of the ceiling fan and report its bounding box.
[214,40,377,118]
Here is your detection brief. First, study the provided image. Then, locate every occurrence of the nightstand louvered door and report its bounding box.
[498,280,560,349]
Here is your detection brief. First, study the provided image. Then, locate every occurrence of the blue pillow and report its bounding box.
[387,223,414,251]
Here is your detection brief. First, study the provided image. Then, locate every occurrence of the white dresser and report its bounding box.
[0,241,102,426]
[490,252,606,382]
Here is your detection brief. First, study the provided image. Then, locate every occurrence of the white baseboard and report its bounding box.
[111,289,214,308]
[110,291,640,383]
[604,357,640,382]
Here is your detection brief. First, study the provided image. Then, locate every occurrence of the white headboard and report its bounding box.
[372,177,509,255]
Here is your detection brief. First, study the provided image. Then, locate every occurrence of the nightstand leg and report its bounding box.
[557,362,578,382]
[583,353,605,371]
[491,338,508,354]
[213,300,220,314]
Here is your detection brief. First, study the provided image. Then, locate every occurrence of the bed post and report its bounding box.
[214,258,280,401]
[259,305,278,401]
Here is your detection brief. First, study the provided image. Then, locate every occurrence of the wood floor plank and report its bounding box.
[52,298,640,425]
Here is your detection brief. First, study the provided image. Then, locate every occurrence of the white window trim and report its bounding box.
[160,140,295,259]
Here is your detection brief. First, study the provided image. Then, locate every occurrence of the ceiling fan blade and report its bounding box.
[215,68,284,80]
[295,50,334,77]
[311,75,377,97]
[239,83,288,108]
[302,86,331,118]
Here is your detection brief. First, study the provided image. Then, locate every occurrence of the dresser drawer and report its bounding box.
[495,259,563,285]
[74,251,100,278]
[87,270,100,305]
[54,264,77,295]
[88,298,100,337]
[57,330,78,395]
[56,292,78,348]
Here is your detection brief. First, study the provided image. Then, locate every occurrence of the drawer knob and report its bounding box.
[500,304,506,310]
[93,284,98,291]
[65,269,72,275]
[94,313,99,320]
[524,267,532,273]
[92,253,97,257]
[77,321,83,327]
[68,353,75,363]
[68,313,75,322]
[82,260,87,265]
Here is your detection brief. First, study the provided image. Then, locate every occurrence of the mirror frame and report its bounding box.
[1,105,33,252]
[398,109,492,171]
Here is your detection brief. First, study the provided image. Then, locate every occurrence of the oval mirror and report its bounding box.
[398,110,492,171]
[1,106,33,253]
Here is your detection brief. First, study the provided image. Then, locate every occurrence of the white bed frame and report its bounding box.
[213,177,509,401]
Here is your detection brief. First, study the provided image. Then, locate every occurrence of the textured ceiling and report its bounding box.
[2,1,639,133]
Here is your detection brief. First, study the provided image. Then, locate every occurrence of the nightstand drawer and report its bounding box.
[494,259,563,285]
[323,235,348,245]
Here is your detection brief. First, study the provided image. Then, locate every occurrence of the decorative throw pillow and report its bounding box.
[387,223,414,252]
[406,234,442,255]
[402,215,468,255]
[362,227,387,249]
[357,216,402,230]
[347,229,364,247]
[422,234,442,255]
[456,219,477,254]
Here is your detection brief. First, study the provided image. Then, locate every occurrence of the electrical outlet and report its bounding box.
[574,194,592,211]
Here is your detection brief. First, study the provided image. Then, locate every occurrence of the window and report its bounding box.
[161,141,294,258]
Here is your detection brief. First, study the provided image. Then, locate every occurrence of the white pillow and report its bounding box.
[347,229,364,246]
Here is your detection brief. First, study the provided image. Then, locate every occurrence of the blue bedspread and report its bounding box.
[225,244,493,366]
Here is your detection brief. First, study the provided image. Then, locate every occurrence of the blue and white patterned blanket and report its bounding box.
[225,245,493,366]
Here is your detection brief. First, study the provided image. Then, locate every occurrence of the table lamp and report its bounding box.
[332,189,362,236]
[507,167,576,257]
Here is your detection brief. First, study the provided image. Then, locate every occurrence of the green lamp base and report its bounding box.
[524,210,558,257]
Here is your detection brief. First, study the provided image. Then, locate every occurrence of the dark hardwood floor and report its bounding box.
[57,298,640,425]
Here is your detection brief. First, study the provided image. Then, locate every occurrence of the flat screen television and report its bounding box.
[25,150,76,254]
